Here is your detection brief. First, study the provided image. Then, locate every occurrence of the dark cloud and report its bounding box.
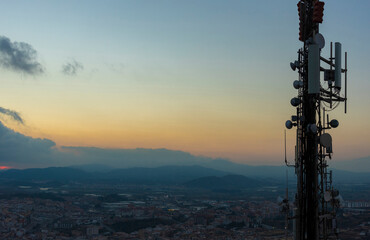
[0,121,216,168]
[0,107,23,124]
[62,60,83,75]
[0,36,44,75]
[0,122,225,169]
[59,147,205,168]
[0,121,56,167]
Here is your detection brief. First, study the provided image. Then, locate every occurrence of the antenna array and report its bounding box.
[285,1,348,239]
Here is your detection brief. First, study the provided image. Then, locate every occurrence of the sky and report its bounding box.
[0,0,369,167]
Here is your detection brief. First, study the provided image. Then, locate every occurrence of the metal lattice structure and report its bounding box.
[284,1,348,239]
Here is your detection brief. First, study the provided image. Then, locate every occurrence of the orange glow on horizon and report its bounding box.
[0,166,11,170]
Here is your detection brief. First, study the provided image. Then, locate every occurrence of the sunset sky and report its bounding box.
[0,0,369,166]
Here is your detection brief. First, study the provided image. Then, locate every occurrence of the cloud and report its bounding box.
[62,60,83,76]
[0,121,216,168]
[0,121,227,169]
[0,107,23,124]
[59,147,207,168]
[0,36,44,75]
[0,121,56,167]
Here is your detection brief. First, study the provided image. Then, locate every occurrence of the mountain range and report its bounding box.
[0,163,369,188]
[0,165,227,185]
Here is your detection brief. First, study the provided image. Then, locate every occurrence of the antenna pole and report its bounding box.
[285,169,289,240]
[345,52,348,113]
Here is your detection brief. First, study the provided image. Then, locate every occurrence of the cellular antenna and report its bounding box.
[284,1,348,239]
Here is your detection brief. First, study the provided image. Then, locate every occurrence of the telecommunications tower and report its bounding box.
[284,1,348,239]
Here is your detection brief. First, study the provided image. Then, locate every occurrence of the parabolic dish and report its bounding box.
[315,33,325,49]
[320,133,332,148]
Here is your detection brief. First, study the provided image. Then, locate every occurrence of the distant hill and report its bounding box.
[68,157,293,180]
[0,167,91,182]
[200,159,370,184]
[331,156,370,173]
[0,163,368,187]
[329,168,370,184]
[69,164,115,172]
[0,165,229,185]
[184,175,262,190]
[199,159,291,180]
[105,165,228,184]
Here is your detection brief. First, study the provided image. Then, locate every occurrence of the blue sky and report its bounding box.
[0,0,369,167]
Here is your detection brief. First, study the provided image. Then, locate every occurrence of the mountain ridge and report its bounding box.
[1,164,369,185]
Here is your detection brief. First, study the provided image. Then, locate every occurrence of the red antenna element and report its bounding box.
[298,1,305,41]
[313,1,325,23]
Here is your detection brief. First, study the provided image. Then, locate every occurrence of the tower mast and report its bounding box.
[285,1,348,239]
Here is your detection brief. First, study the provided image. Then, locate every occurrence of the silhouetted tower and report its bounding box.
[285,1,348,239]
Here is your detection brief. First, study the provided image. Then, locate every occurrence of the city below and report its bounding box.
[0,165,369,240]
